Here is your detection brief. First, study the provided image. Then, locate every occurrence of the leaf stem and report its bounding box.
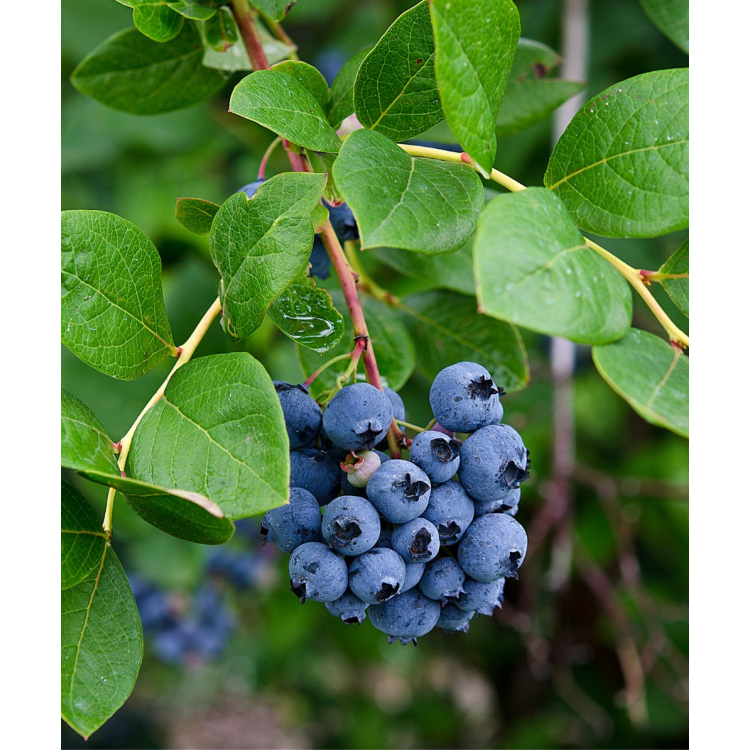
[394,418,427,433]
[257,136,282,179]
[303,352,354,389]
[230,0,270,70]
[397,143,689,349]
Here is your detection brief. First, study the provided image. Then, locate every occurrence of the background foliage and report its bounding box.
[61,0,688,747]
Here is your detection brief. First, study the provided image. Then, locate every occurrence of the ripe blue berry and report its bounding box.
[326,201,359,243]
[366,460,431,524]
[323,383,394,451]
[455,577,505,616]
[409,430,462,484]
[289,448,340,505]
[474,487,521,517]
[368,588,441,645]
[289,542,348,604]
[457,424,530,502]
[429,362,504,432]
[237,178,265,198]
[274,382,322,449]
[309,235,331,279]
[260,487,322,553]
[437,603,474,634]
[348,548,406,604]
[322,495,381,556]
[419,557,466,603]
[384,386,406,422]
[325,590,369,624]
[401,562,425,592]
[458,514,528,583]
[391,517,440,564]
[421,481,475,546]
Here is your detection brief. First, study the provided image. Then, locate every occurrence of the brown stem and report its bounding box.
[230,0,270,71]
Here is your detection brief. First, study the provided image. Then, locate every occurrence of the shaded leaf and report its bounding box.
[474,188,632,344]
[205,6,239,51]
[268,283,345,352]
[545,69,689,237]
[593,328,688,437]
[333,129,483,254]
[354,1,444,141]
[272,60,330,110]
[230,70,341,152]
[132,0,184,42]
[659,240,689,317]
[168,1,218,21]
[328,48,370,129]
[70,25,228,115]
[129,353,290,517]
[62,210,176,379]
[430,0,520,177]
[61,481,108,591]
[209,172,326,340]
[251,0,294,22]
[175,197,220,235]
[400,290,528,392]
[61,545,142,738]
[61,389,119,477]
[639,0,689,53]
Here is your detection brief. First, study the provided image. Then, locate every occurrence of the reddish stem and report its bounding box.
[230,0,270,70]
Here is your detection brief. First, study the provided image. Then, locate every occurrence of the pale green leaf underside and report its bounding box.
[200,20,295,71]
[474,188,632,344]
[401,290,529,392]
[61,481,108,591]
[430,0,520,176]
[129,353,290,518]
[639,0,689,53]
[62,210,175,380]
[61,545,142,739]
[545,69,689,238]
[333,129,484,254]
[209,172,326,341]
[593,328,688,437]
[230,70,342,152]
[70,25,227,115]
[354,1,444,141]
[660,239,689,317]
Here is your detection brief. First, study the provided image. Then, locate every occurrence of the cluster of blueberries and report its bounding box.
[238,179,359,279]
[264,361,531,645]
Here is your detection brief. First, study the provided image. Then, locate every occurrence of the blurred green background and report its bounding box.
[61,1,688,748]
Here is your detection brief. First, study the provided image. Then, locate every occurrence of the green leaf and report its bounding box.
[129,353,290,517]
[333,129,484,254]
[378,241,475,296]
[200,19,295,71]
[430,0,520,177]
[593,328,688,437]
[496,39,586,137]
[204,6,239,51]
[353,1,444,141]
[168,1,218,21]
[639,0,689,53]
[61,544,142,738]
[298,292,415,398]
[474,188,632,344]
[400,290,528,392]
[175,196,220,235]
[70,25,228,115]
[328,48,370,129]
[61,389,119,477]
[230,70,342,152]
[659,240,689,317]
[61,481,108,591]
[544,69,689,238]
[62,210,176,380]
[209,172,326,340]
[268,283,345,352]
[272,60,330,110]
[132,0,184,42]
[251,0,293,22]
[306,151,344,205]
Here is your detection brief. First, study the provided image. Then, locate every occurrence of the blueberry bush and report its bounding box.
[61,0,688,744]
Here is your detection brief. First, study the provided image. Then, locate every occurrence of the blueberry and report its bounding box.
[368,588,441,645]
[458,514,528,583]
[474,487,521,517]
[457,424,529,502]
[325,200,359,243]
[429,362,504,432]
[366,460,431,524]
[348,547,406,604]
[419,557,466,603]
[323,383,394,451]
[309,235,331,280]
[289,448,341,505]
[322,495,381,556]
[325,589,369,624]
[274,382,322,449]
[401,562,425,593]
[421,481,475,546]
[374,526,393,549]
[384,386,406,422]
[289,542,348,604]
[409,430,462,484]
[237,178,265,198]
[455,577,505,616]
[437,603,474,634]
[391,517,440,564]
[260,487,323,553]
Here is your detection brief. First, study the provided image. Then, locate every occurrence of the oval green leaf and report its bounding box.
[333,129,484,254]
[62,210,176,379]
[204,6,239,51]
[61,389,119,477]
[593,328,688,437]
[545,69,689,238]
[272,60,330,111]
[132,0,184,42]
[168,2,218,21]
[474,188,632,344]
[61,481,108,591]
[639,0,688,53]
[175,196,220,235]
[659,240,689,317]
